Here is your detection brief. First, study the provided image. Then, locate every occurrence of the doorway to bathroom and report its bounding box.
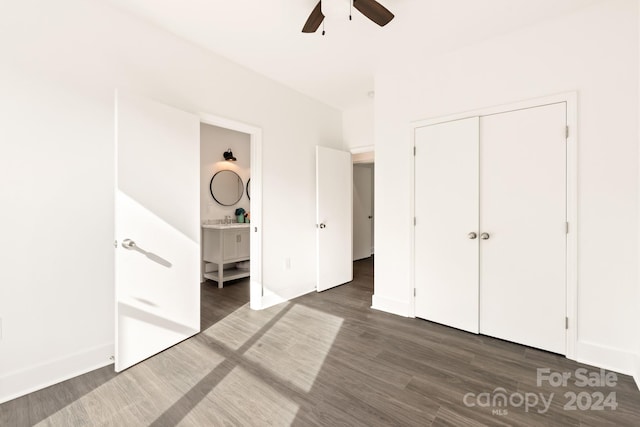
[199,118,259,329]
[200,123,251,281]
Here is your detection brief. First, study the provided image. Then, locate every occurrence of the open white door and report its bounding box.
[115,92,200,372]
[316,146,353,292]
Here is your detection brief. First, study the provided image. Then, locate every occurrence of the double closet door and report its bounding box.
[414,103,567,355]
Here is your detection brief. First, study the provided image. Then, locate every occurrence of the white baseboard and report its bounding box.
[0,343,113,404]
[575,341,637,378]
[258,285,315,310]
[371,294,411,317]
[634,353,640,391]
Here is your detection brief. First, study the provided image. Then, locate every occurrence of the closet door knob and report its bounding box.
[480,233,490,240]
[122,239,137,249]
[468,232,477,240]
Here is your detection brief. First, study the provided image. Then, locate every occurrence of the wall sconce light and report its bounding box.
[223,148,237,161]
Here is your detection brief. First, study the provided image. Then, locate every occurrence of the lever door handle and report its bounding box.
[480,233,490,240]
[468,232,477,240]
[122,239,137,249]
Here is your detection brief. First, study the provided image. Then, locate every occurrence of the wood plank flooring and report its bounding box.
[2,257,639,426]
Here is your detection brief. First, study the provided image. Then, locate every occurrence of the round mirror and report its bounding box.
[246,178,251,200]
[210,170,243,206]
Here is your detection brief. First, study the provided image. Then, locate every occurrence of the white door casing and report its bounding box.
[479,103,567,355]
[353,164,373,261]
[414,117,480,333]
[115,92,200,372]
[198,113,263,310]
[316,146,353,292]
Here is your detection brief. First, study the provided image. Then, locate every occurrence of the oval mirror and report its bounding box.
[246,178,251,200]
[210,170,243,206]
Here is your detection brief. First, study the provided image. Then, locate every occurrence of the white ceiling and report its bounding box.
[106,0,602,111]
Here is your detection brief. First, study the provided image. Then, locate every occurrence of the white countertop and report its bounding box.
[202,223,251,230]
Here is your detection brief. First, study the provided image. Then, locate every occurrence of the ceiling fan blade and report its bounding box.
[353,0,394,27]
[302,1,325,33]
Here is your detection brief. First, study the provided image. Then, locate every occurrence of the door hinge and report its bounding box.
[565,317,569,329]
[114,240,118,248]
[565,126,569,139]
[565,222,569,234]
[414,288,416,297]
[413,217,417,226]
[413,146,416,156]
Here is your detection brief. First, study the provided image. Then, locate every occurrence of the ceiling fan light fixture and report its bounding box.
[223,148,237,161]
[302,0,394,33]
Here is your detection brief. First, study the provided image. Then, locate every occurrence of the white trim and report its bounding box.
[634,354,640,391]
[633,354,640,390]
[199,113,264,310]
[408,124,417,319]
[0,343,113,404]
[351,145,375,164]
[371,294,412,317]
[576,341,637,377]
[350,145,375,154]
[565,92,578,360]
[411,92,577,128]
[409,92,578,360]
[261,286,316,310]
[636,0,640,394]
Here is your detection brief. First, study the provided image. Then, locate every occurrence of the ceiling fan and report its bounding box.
[302,0,395,33]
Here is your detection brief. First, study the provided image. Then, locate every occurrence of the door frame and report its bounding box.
[408,92,578,360]
[351,145,375,164]
[199,113,263,310]
[351,145,375,260]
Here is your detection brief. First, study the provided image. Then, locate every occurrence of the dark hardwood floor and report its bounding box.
[2,257,639,426]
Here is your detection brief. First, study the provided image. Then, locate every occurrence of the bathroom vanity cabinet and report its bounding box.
[202,223,250,288]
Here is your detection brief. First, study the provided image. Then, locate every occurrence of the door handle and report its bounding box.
[122,239,137,249]
[480,233,490,240]
[318,223,326,229]
[468,232,477,240]
[368,216,373,219]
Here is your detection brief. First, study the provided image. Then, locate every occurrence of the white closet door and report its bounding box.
[414,117,480,333]
[479,103,567,354]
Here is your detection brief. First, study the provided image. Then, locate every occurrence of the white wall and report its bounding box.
[201,124,250,222]
[374,0,639,375]
[0,0,342,403]
[636,0,640,390]
[343,103,374,150]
